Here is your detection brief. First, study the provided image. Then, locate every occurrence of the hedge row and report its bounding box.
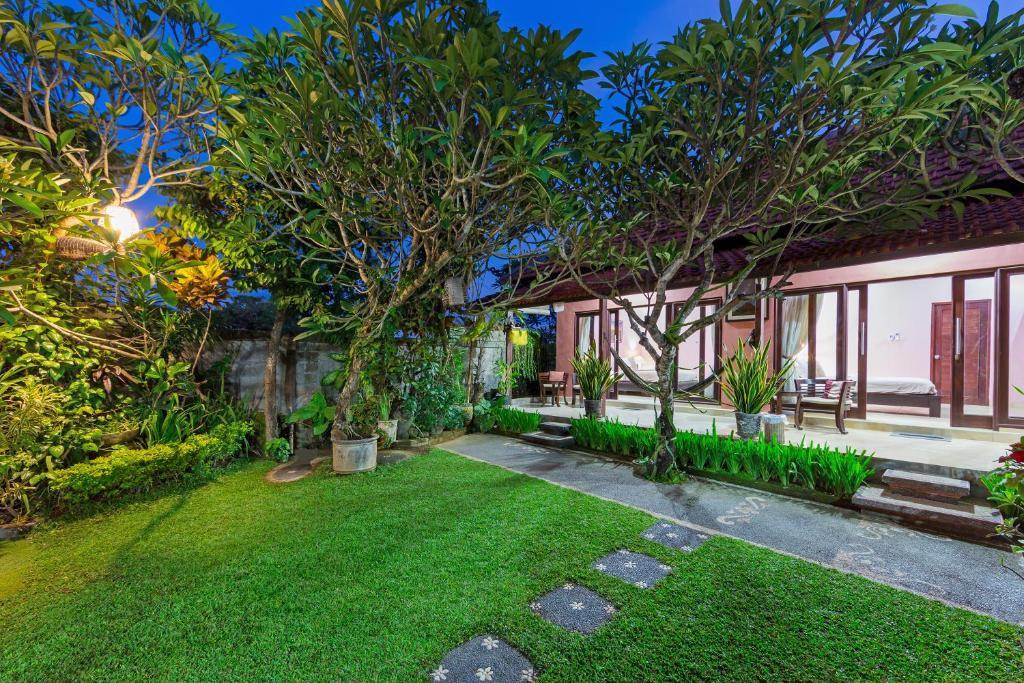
[569,417,874,498]
[50,421,253,506]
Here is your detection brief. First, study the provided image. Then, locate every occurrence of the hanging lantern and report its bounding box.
[509,328,529,346]
[443,276,466,306]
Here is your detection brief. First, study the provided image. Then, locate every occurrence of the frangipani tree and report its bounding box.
[220,0,594,440]
[557,0,1024,478]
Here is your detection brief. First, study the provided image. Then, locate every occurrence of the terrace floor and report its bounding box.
[511,398,1010,478]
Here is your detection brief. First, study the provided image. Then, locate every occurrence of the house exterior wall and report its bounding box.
[553,242,1024,408]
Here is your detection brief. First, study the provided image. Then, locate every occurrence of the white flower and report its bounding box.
[475,667,494,681]
[430,667,449,681]
[482,636,500,651]
[624,561,637,568]
[595,563,607,571]
[666,532,678,539]
[563,582,574,590]
[570,601,585,611]
[634,580,648,588]
[521,669,537,682]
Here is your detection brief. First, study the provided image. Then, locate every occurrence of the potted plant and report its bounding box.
[719,340,793,440]
[571,347,622,418]
[331,396,381,474]
[377,392,398,448]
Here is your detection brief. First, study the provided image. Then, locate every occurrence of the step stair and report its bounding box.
[522,423,575,449]
[853,468,1001,540]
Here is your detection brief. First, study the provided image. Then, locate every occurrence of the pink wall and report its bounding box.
[553,242,1024,407]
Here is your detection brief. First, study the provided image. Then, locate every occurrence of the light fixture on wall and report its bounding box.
[888,333,902,342]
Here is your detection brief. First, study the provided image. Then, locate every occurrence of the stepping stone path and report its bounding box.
[591,549,673,589]
[641,521,710,552]
[429,635,536,682]
[529,582,615,634]
[430,522,712,679]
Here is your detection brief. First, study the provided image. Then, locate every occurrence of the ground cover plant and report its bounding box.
[570,417,873,498]
[0,451,1019,682]
[493,407,542,434]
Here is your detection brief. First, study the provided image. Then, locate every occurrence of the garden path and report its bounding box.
[444,433,1024,624]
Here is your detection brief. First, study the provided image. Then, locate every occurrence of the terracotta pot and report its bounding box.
[583,399,604,418]
[332,436,378,474]
[378,419,398,448]
[734,411,762,440]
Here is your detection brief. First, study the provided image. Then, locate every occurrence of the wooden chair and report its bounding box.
[794,379,857,434]
[538,371,567,407]
[570,371,580,407]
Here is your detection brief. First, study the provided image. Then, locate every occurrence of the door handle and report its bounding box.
[933,354,941,360]
[954,317,962,360]
[859,322,866,356]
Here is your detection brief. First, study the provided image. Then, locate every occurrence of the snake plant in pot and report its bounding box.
[719,340,793,440]
[571,347,622,418]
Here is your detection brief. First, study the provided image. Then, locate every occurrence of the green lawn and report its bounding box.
[1,451,1022,682]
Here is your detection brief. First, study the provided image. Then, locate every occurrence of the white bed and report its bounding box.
[866,376,938,395]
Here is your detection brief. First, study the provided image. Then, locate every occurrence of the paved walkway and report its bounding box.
[444,433,1024,624]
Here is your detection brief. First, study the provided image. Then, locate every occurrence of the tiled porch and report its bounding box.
[511,397,1012,482]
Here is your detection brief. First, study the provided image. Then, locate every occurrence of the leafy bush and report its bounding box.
[571,346,622,401]
[493,407,541,434]
[50,421,253,507]
[570,417,873,498]
[265,437,292,463]
[983,430,1024,558]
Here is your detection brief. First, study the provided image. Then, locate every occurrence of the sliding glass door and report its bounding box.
[951,274,996,429]
[998,268,1024,429]
[673,299,722,402]
[575,310,619,398]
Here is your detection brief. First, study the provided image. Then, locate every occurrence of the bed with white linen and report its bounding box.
[864,376,941,416]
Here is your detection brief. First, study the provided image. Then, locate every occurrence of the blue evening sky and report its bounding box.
[133,0,1024,224]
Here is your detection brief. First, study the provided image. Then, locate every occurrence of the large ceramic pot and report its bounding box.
[396,417,414,440]
[333,436,378,474]
[734,411,762,440]
[583,399,604,418]
[458,404,474,427]
[431,423,444,437]
[378,419,398,448]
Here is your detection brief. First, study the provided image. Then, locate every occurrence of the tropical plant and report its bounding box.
[571,346,623,401]
[984,391,1024,564]
[265,437,292,464]
[493,407,541,435]
[719,341,793,415]
[219,0,593,443]
[287,391,337,439]
[554,0,1024,479]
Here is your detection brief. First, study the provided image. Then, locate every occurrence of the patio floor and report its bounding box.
[512,398,1010,475]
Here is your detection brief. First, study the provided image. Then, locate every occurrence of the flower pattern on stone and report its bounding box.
[481,636,500,651]
[635,580,648,588]
[563,582,574,590]
[604,604,616,614]
[475,666,494,681]
[660,564,672,572]
[595,563,606,570]
[529,601,541,612]
[570,601,585,611]
[521,669,537,682]
[617,549,630,555]
[624,560,637,568]
[667,532,678,539]
[430,666,449,681]
[643,533,655,540]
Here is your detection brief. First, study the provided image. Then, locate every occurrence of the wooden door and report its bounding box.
[962,300,991,406]
[930,302,953,401]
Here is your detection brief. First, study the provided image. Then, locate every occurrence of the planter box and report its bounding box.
[333,436,378,474]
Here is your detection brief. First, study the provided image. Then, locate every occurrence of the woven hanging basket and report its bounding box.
[54,236,110,260]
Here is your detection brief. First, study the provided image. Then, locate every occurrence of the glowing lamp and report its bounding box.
[104,205,140,242]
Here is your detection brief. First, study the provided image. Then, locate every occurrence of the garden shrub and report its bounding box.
[493,407,541,434]
[569,418,874,498]
[50,421,254,507]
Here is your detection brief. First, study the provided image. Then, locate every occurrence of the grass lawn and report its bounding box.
[1,450,1022,682]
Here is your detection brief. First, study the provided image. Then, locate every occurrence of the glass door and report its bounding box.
[775,286,850,411]
[997,267,1024,428]
[673,299,722,403]
[951,273,996,429]
[575,310,619,398]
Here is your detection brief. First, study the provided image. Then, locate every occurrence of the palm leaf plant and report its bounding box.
[719,341,793,439]
[571,346,622,417]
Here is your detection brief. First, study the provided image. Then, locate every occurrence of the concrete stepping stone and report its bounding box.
[592,549,672,589]
[529,582,615,634]
[430,635,536,682]
[641,521,710,552]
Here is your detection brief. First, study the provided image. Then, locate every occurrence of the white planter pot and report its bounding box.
[332,436,378,474]
[734,411,763,440]
[378,419,398,448]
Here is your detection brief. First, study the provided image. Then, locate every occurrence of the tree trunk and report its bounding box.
[651,345,679,479]
[263,307,287,444]
[331,339,368,443]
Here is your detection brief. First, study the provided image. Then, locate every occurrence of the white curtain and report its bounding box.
[781,296,809,390]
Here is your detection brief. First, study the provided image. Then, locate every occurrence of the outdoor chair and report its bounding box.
[538,371,567,407]
[794,378,857,434]
[570,371,580,406]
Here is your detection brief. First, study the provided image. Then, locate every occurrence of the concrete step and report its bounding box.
[881,469,970,502]
[540,421,571,436]
[852,485,1002,540]
[522,431,576,449]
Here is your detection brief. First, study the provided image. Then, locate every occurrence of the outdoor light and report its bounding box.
[103,204,140,242]
[510,328,529,346]
[53,203,140,260]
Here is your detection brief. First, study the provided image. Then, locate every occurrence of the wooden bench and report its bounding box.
[794,378,857,434]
